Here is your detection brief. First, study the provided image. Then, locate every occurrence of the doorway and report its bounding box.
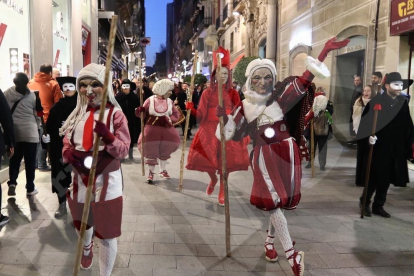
[334,49,365,142]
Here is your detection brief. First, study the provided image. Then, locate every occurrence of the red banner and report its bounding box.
[0,23,7,47]
[54,49,60,67]
[390,0,414,36]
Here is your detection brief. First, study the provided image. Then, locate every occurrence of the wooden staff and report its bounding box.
[178,51,199,192]
[138,55,145,176]
[216,54,231,257]
[310,118,315,178]
[361,104,381,219]
[72,15,118,276]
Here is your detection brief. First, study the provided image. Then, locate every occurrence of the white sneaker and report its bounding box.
[26,189,39,196]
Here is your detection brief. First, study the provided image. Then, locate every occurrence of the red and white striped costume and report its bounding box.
[221,71,315,211]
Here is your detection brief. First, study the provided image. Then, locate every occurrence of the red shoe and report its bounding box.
[264,236,278,262]
[286,247,305,276]
[147,171,154,184]
[206,175,218,195]
[159,170,170,179]
[80,241,93,270]
[218,180,225,207]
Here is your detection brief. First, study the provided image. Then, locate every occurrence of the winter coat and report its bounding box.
[357,93,414,187]
[115,91,141,144]
[3,86,39,143]
[46,93,78,193]
[0,89,15,156]
[28,72,62,122]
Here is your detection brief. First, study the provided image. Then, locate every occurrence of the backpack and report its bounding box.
[313,111,330,136]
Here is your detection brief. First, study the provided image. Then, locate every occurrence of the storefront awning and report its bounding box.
[230,54,245,70]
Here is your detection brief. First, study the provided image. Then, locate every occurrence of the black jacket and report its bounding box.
[46,93,78,192]
[192,89,204,109]
[0,89,15,156]
[357,93,414,187]
[116,91,141,144]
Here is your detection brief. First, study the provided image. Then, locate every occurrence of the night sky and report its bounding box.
[145,0,172,66]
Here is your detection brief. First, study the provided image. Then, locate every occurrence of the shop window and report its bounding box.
[52,0,71,76]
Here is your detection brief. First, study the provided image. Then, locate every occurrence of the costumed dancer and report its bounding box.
[185,47,250,206]
[60,64,130,275]
[115,79,140,160]
[215,38,349,276]
[136,79,181,184]
[41,77,78,218]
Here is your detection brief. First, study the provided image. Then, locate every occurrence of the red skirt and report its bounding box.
[250,138,302,211]
[186,120,250,174]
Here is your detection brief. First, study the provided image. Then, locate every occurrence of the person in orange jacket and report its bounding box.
[28,64,63,171]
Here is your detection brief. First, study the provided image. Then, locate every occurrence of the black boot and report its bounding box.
[55,202,67,219]
[359,202,372,217]
[372,207,391,218]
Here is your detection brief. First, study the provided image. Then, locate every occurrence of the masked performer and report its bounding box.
[41,77,78,218]
[60,64,130,275]
[115,79,140,160]
[136,79,181,184]
[215,38,349,276]
[185,47,250,206]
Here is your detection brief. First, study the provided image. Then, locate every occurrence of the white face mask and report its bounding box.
[390,81,403,91]
[62,83,76,92]
[122,84,130,89]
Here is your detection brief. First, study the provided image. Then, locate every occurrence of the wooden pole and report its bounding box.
[361,105,380,219]
[138,55,145,176]
[216,54,231,257]
[310,118,315,178]
[72,15,118,276]
[179,51,199,192]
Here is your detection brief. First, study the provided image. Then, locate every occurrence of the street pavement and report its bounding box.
[1,136,414,276]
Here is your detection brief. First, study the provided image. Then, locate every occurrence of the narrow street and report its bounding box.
[1,138,414,276]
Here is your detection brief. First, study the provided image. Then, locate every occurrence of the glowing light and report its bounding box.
[289,30,312,50]
[264,128,275,138]
[10,50,18,56]
[84,156,93,169]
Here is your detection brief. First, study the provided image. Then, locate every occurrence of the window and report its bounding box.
[230,32,234,53]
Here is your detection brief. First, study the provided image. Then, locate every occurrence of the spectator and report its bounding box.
[4,73,40,197]
[371,71,383,95]
[112,79,122,95]
[192,84,204,109]
[349,75,362,138]
[0,89,15,226]
[52,68,61,79]
[304,87,333,171]
[116,79,140,160]
[176,82,192,137]
[353,85,376,187]
[28,64,63,171]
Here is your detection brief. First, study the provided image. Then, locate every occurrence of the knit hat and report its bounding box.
[152,79,174,96]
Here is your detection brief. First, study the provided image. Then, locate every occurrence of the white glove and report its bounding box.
[369,135,377,145]
[42,134,50,144]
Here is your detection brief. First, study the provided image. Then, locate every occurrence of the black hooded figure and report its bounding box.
[115,79,140,160]
[357,72,414,218]
[46,76,78,218]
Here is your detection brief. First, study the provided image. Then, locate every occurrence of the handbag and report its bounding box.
[173,105,186,126]
[313,112,329,136]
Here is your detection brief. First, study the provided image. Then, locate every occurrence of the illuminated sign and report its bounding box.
[390,0,414,35]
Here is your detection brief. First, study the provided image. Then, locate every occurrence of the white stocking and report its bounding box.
[159,160,167,171]
[148,165,155,173]
[269,208,300,266]
[76,227,94,256]
[99,238,117,276]
[266,220,276,243]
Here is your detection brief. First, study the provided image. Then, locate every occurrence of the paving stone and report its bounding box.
[129,254,176,269]
[153,268,203,276]
[117,241,153,255]
[196,245,241,258]
[0,264,53,276]
[176,256,224,271]
[0,250,37,265]
[308,268,360,276]
[154,243,198,256]
[175,233,216,245]
[134,231,175,243]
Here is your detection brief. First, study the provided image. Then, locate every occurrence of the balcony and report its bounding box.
[233,0,245,13]
[223,3,234,26]
[215,16,226,35]
[198,17,212,33]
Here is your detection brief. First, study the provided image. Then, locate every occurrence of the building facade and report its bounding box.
[0,0,99,90]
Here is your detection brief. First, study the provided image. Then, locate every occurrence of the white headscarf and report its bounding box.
[60,63,121,138]
[152,79,174,96]
[243,58,277,104]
